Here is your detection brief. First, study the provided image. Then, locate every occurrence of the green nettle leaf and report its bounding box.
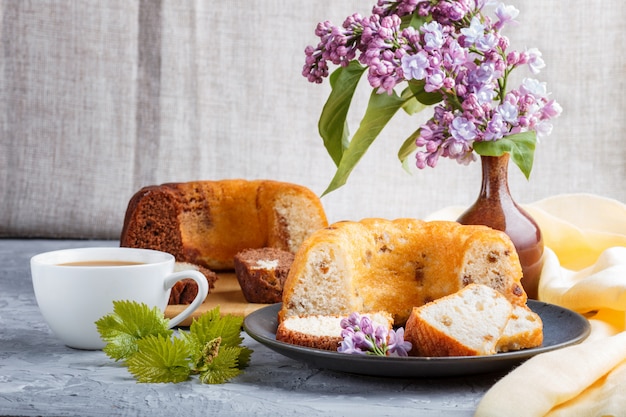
[235,345,252,369]
[182,307,252,371]
[319,61,367,166]
[95,300,172,361]
[322,90,408,196]
[189,308,245,348]
[473,131,537,179]
[97,302,252,384]
[126,335,191,383]
[199,347,243,384]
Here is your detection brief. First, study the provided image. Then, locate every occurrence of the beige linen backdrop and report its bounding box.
[1,1,624,239]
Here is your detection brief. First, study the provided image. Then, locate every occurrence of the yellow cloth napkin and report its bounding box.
[426,193,626,416]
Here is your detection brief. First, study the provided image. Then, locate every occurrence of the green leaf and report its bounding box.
[319,61,367,166]
[182,306,253,371]
[97,302,252,384]
[95,300,172,361]
[397,128,421,173]
[473,131,537,179]
[199,347,243,384]
[407,79,442,106]
[322,89,408,196]
[400,12,429,30]
[188,307,244,348]
[236,345,253,369]
[400,87,429,115]
[126,335,191,383]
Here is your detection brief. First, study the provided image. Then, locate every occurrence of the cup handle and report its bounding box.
[163,270,209,327]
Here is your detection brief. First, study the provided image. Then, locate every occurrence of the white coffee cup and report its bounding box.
[31,247,209,350]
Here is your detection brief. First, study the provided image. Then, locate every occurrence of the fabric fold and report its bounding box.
[471,194,626,416]
[475,332,626,417]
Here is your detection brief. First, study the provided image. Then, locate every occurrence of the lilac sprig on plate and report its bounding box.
[338,312,412,357]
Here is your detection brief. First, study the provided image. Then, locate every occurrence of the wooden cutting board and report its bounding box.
[164,272,271,326]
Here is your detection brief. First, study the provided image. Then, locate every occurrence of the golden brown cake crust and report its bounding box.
[275,312,393,351]
[405,316,482,357]
[403,284,514,357]
[275,323,342,351]
[279,218,526,325]
[120,179,328,270]
[496,305,544,352]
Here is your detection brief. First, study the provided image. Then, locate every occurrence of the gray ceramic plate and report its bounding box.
[243,301,590,378]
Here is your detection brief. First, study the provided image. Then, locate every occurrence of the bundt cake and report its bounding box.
[120,179,328,270]
[279,218,526,326]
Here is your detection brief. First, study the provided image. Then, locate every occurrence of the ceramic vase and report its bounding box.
[456,154,543,299]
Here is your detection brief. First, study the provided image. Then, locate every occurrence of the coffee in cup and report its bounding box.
[31,247,209,350]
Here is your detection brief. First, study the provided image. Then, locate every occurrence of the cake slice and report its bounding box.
[234,248,295,304]
[404,284,513,357]
[496,304,543,352]
[276,312,393,351]
[168,262,218,304]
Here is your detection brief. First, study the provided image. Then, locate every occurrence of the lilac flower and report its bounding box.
[387,327,412,356]
[373,0,419,18]
[340,312,361,329]
[520,77,548,98]
[401,52,429,80]
[352,329,376,350]
[304,0,562,174]
[444,39,468,66]
[541,99,563,119]
[475,31,499,52]
[460,16,486,46]
[425,69,445,92]
[338,312,410,357]
[525,48,546,74]
[484,112,506,141]
[337,331,365,355]
[494,3,519,29]
[497,101,519,124]
[534,119,554,138]
[373,325,389,347]
[359,315,375,335]
[427,0,472,24]
[422,21,446,50]
[445,137,472,158]
[475,84,497,104]
[470,62,498,85]
[450,116,478,141]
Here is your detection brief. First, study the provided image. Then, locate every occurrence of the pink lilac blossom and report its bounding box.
[373,0,420,18]
[493,3,519,29]
[303,0,562,169]
[337,312,412,357]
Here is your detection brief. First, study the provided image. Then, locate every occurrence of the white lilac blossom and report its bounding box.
[337,312,412,357]
[303,0,561,178]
